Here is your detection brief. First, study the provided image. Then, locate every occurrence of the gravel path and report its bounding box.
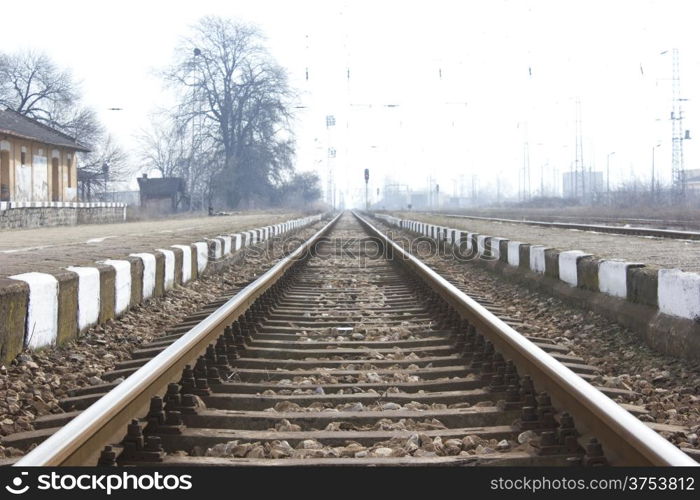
[393,212,700,272]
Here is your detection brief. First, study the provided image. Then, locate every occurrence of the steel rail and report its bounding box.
[355,211,697,466]
[434,213,700,240]
[15,212,342,467]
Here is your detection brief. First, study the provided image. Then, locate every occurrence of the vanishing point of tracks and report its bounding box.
[15,213,696,466]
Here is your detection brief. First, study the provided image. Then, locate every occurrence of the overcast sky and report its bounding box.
[1,0,698,206]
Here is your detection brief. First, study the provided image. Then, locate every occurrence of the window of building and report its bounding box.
[67,156,72,188]
[20,151,26,165]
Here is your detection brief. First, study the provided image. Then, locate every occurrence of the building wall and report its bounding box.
[0,137,78,203]
[0,202,126,229]
[141,197,175,217]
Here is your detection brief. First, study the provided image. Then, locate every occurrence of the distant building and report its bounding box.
[137,174,188,215]
[381,184,411,210]
[0,109,90,203]
[562,170,604,199]
[410,192,428,210]
[685,168,700,191]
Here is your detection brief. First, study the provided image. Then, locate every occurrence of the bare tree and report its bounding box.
[138,117,189,178]
[276,171,322,208]
[0,50,132,199]
[78,135,130,201]
[0,50,101,145]
[163,16,296,208]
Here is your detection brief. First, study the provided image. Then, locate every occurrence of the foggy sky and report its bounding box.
[0,0,698,207]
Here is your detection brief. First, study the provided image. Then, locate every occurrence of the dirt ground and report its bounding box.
[0,211,301,277]
[435,206,700,225]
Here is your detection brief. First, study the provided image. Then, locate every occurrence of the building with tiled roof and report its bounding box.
[0,109,90,203]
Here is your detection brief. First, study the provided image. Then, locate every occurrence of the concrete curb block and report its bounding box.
[130,253,157,301]
[576,256,601,292]
[0,278,28,363]
[507,241,523,267]
[156,249,176,291]
[102,260,131,317]
[171,245,192,284]
[97,264,116,324]
[544,249,560,280]
[66,267,100,332]
[221,235,232,256]
[9,272,58,350]
[194,242,208,274]
[52,270,79,346]
[558,250,591,287]
[126,256,144,308]
[598,260,644,299]
[490,237,508,261]
[529,246,548,274]
[476,235,489,257]
[658,269,700,320]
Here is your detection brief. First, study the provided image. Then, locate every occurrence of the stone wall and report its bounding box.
[0,202,126,229]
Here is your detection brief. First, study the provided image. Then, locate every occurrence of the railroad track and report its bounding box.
[431,213,700,240]
[14,212,696,466]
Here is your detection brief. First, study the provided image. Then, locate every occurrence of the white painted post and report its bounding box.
[507,241,522,267]
[157,249,176,290]
[558,250,591,287]
[10,272,59,349]
[130,253,156,300]
[103,260,131,316]
[66,266,100,331]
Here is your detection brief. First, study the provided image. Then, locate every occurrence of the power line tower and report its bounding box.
[518,121,530,201]
[670,48,687,198]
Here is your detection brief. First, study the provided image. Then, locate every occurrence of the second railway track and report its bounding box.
[15,212,696,467]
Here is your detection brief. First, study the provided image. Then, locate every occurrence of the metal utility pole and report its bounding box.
[606,152,616,201]
[540,162,547,197]
[522,141,530,201]
[669,49,689,198]
[517,121,530,201]
[427,176,435,209]
[326,115,336,208]
[574,99,585,200]
[364,168,369,210]
[652,143,661,201]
